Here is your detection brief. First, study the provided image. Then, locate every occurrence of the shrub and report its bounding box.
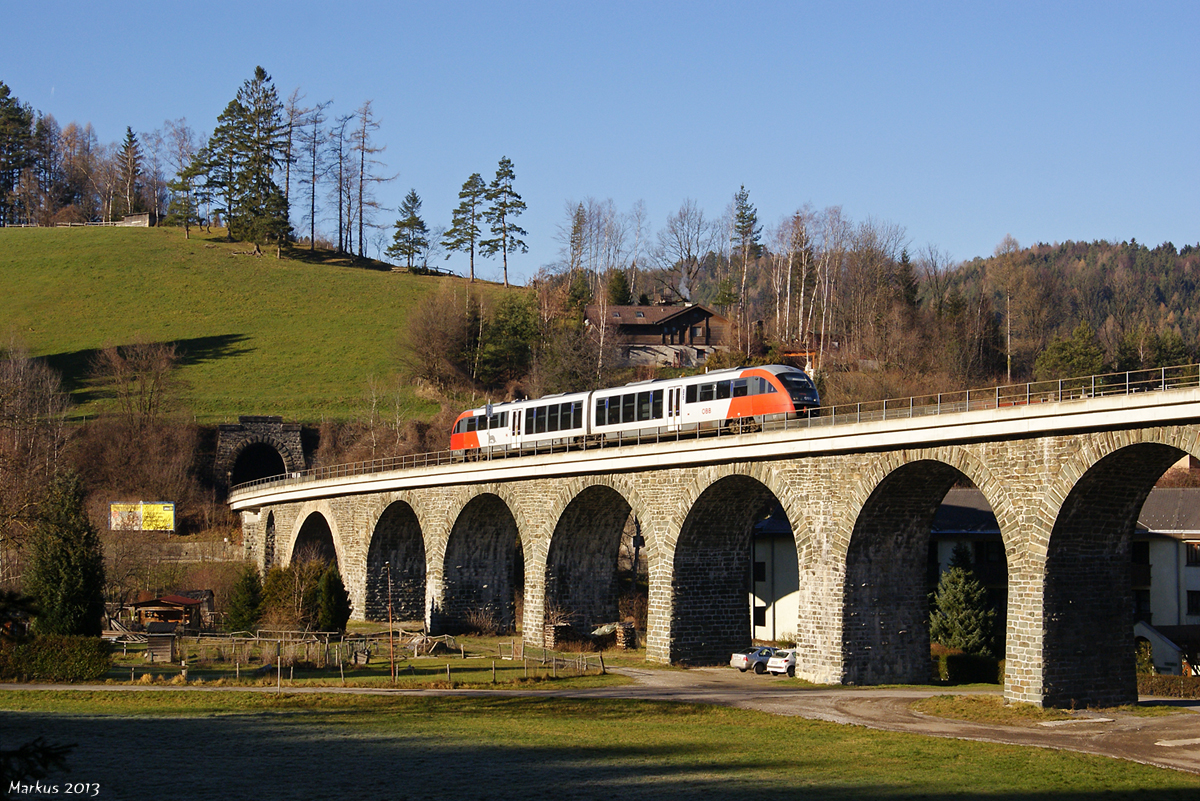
[931,647,1003,684]
[0,636,112,681]
[1137,673,1200,699]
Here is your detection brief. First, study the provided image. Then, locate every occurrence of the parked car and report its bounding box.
[766,648,797,677]
[730,646,776,674]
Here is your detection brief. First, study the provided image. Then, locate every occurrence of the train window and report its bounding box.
[466,416,477,432]
[547,404,560,432]
[652,389,663,418]
[766,382,777,393]
[499,412,509,428]
[622,393,635,423]
[570,402,582,429]
[699,384,715,402]
[595,399,607,426]
[686,384,698,403]
[524,408,534,435]
[608,398,622,425]
[535,406,547,434]
[637,391,652,421]
[732,379,748,397]
[716,381,731,400]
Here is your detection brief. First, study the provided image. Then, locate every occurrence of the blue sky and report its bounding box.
[6,1,1197,283]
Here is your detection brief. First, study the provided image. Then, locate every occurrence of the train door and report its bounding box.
[666,386,683,432]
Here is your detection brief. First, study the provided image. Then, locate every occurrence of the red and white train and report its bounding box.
[449,364,820,454]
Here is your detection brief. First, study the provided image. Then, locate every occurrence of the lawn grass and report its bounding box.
[913,694,1193,726]
[0,225,504,422]
[1,690,1198,800]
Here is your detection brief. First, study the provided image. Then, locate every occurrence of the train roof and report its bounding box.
[454,364,811,416]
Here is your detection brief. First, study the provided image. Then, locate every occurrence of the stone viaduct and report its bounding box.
[229,385,1200,708]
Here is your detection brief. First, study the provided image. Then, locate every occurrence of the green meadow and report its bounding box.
[2,691,1198,800]
[0,226,479,422]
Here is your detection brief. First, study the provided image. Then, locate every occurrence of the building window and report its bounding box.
[753,562,766,582]
[1187,543,1200,566]
[1189,591,1200,617]
[753,606,767,627]
[635,311,644,318]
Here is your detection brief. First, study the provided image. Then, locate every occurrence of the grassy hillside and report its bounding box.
[0,226,474,423]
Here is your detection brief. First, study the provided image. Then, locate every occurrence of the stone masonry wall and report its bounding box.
[240,424,1200,707]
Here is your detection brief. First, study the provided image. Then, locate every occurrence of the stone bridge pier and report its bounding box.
[235,404,1200,708]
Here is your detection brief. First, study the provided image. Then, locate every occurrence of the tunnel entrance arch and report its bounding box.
[231,442,287,487]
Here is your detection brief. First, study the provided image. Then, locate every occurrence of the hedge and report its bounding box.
[0,636,112,681]
[932,651,1004,684]
[1137,673,1200,699]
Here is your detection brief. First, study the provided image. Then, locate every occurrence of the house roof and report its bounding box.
[584,304,727,326]
[1137,488,1200,537]
[130,595,203,608]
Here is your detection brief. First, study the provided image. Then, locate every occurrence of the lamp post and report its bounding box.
[384,560,395,684]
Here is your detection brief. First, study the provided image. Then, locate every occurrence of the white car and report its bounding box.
[730,646,776,674]
[766,648,797,677]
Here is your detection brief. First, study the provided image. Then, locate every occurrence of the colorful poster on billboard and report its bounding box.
[109,502,176,532]
[110,503,141,531]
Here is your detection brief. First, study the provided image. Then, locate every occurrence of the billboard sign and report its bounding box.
[109,502,175,532]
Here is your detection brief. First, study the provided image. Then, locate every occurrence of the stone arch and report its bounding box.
[283,501,346,570]
[365,500,426,623]
[833,447,1015,563]
[436,490,523,634]
[229,440,288,487]
[838,449,1011,686]
[215,416,305,493]
[668,467,797,665]
[544,484,634,640]
[1037,430,1189,707]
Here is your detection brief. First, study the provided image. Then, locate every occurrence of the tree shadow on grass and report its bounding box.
[42,333,254,405]
[2,698,1197,801]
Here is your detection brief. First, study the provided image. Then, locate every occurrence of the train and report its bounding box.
[449,364,821,455]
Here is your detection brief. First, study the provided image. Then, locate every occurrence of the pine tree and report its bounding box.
[480,156,528,288]
[0,81,34,225]
[316,564,352,632]
[226,564,263,633]
[207,67,289,251]
[443,173,487,282]
[607,270,632,306]
[25,473,106,637]
[929,543,996,657]
[114,126,143,219]
[386,188,429,271]
[732,185,762,353]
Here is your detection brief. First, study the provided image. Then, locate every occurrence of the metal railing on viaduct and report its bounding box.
[228,364,1200,710]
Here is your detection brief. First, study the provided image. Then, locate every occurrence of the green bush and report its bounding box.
[0,635,112,681]
[1137,673,1200,699]
[932,650,1003,684]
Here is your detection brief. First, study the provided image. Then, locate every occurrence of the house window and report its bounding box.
[635,311,645,318]
[1189,591,1200,617]
[753,606,767,627]
[753,562,766,582]
[1187,543,1200,565]
[612,311,620,318]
